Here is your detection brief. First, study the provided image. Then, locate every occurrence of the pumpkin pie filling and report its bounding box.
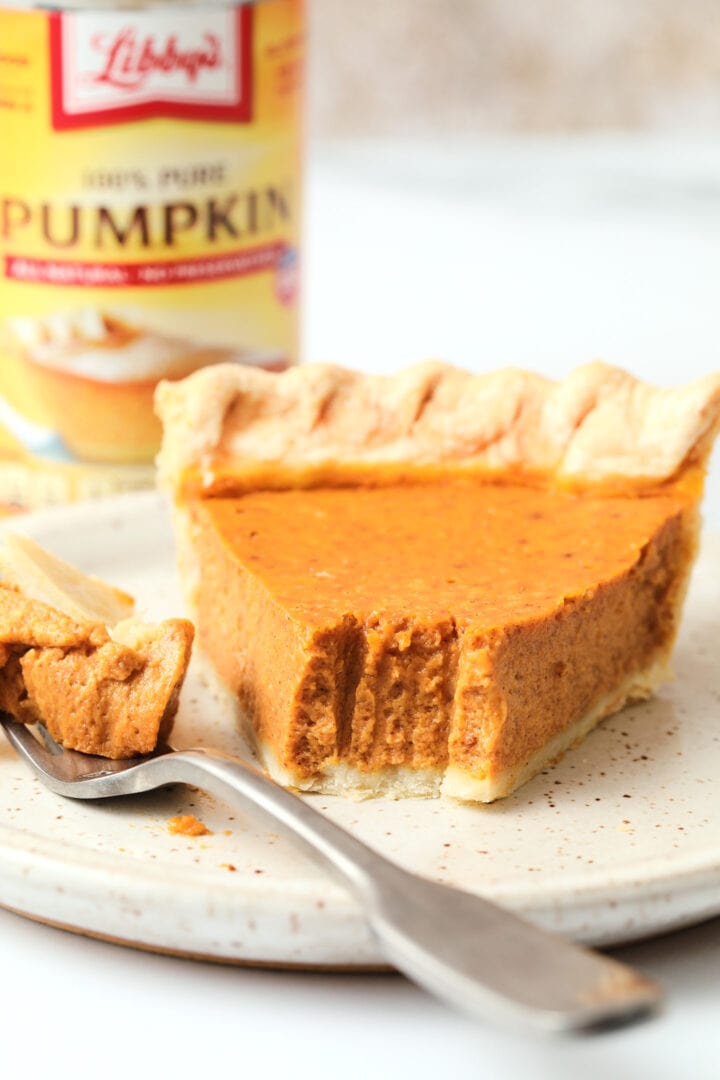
[156,360,720,801]
[190,479,694,798]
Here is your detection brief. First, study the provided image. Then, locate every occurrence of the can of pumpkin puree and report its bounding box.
[0,0,302,509]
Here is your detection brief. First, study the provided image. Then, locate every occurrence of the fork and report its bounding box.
[0,715,661,1034]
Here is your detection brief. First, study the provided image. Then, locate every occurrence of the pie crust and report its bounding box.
[156,360,720,493]
[156,361,720,801]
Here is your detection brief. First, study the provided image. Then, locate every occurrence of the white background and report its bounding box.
[2,136,720,1079]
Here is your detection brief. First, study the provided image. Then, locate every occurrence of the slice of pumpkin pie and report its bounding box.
[156,361,720,802]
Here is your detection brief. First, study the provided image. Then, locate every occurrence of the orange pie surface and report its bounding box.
[192,479,693,798]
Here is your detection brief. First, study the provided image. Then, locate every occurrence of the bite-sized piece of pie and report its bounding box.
[0,534,194,757]
[156,361,720,802]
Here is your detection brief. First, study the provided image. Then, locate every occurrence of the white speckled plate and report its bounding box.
[1,491,720,965]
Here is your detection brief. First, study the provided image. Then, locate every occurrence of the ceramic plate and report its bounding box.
[1,491,719,965]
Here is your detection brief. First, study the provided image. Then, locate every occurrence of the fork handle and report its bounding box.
[165,747,660,1033]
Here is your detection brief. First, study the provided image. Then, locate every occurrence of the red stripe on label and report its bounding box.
[4,242,284,286]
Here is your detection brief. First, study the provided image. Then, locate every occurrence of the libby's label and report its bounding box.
[49,7,253,128]
[0,0,303,509]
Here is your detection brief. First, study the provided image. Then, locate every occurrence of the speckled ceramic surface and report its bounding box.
[1,491,719,964]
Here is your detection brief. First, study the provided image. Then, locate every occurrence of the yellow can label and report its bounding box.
[0,0,302,507]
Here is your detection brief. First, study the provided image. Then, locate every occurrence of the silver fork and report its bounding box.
[0,715,661,1034]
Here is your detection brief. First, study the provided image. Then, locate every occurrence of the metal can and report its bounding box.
[0,0,303,508]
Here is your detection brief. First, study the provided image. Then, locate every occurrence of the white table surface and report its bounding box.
[3,135,720,1079]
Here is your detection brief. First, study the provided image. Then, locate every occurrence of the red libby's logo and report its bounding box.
[91,29,222,91]
[50,7,253,130]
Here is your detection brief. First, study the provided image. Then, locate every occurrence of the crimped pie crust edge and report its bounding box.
[156,360,720,492]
